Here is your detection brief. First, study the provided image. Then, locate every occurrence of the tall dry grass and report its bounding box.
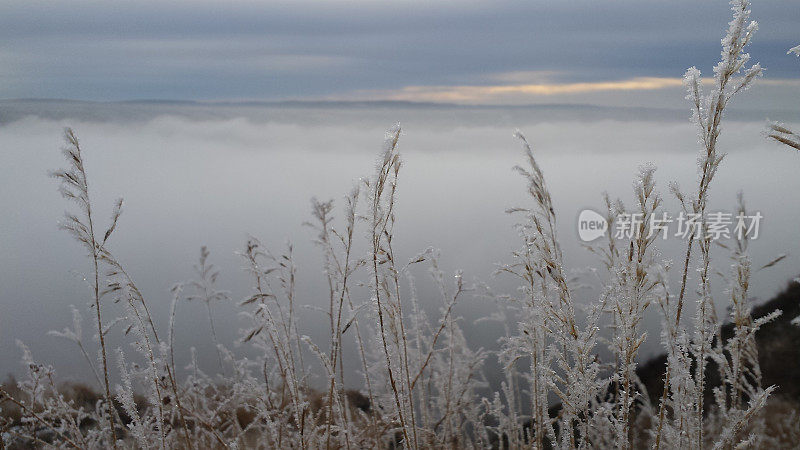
[1,0,799,448]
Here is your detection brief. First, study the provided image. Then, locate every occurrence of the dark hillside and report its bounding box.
[637,277,800,408]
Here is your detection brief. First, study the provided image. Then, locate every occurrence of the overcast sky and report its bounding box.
[1,0,798,103]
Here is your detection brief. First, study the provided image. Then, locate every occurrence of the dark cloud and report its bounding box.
[0,0,798,101]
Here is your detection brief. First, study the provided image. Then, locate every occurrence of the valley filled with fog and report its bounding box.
[1,99,798,385]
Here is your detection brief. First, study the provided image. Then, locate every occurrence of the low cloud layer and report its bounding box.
[1,102,798,381]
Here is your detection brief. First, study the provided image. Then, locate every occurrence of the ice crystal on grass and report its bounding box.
[3,1,797,448]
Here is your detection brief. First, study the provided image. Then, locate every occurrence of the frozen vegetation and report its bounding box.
[1,1,800,448]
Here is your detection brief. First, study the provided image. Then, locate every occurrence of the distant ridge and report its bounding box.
[1,98,799,125]
[2,97,641,110]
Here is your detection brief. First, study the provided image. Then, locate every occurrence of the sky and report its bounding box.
[1,0,799,104]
